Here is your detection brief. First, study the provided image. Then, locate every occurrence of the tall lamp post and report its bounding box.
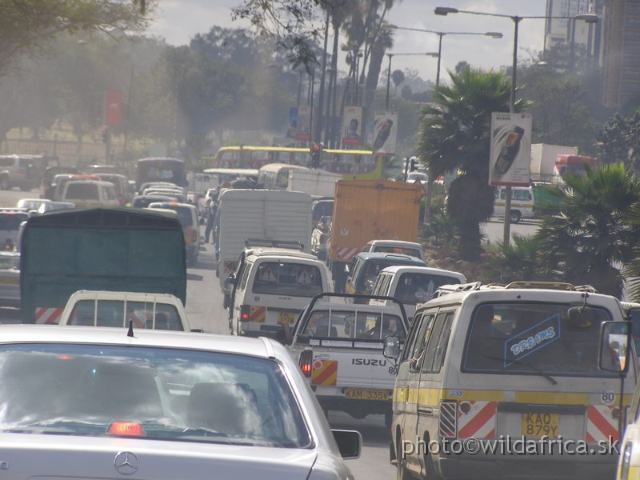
[383,25,503,87]
[435,7,597,245]
[385,52,438,110]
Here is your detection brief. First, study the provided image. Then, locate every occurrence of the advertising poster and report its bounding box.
[286,107,298,138]
[342,106,363,146]
[105,89,122,126]
[296,105,311,142]
[372,112,398,154]
[489,112,532,187]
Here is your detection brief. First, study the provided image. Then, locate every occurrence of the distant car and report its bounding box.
[16,198,50,212]
[0,251,20,307]
[147,201,201,265]
[0,324,361,479]
[37,201,75,213]
[360,239,426,261]
[0,208,30,251]
[406,171,428,185]
[130,194,177,209]
[345,252,427,301]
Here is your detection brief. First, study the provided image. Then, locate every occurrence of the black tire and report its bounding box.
[223,293,230,310]
[509,210,521,223]
[0,176,10,190]
[19,185,32,192]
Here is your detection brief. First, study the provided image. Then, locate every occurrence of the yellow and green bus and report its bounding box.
[212,145,403,180]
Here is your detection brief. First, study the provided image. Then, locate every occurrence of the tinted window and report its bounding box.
[462,303,616,377]
[394,273,462,305]
[252,262,323,297]
[65,183,98,200]
[0,214,28,230]
[373,246,422,258]
[0,343,311,447]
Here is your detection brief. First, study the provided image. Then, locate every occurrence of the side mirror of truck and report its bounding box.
[599,321,631,374]
[383,335,401,361]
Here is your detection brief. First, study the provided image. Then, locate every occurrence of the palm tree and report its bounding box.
[418,68,518,261]
[535,163,640,297]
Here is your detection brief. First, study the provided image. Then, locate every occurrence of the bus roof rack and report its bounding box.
[504,281,597,292]
[245,239,305,250]
[433,282,483,297]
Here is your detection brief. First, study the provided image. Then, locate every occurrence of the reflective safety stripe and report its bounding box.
[335,248,359,261]
[35,307,64,324]
[457,401,496,439]
[586,405,620,442]
[247,306,266,323]
[311,359,338,386]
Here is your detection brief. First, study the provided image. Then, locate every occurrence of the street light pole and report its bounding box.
[385,54,393,111]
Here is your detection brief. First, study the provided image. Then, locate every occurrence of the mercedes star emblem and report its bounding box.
[114,451,140,475]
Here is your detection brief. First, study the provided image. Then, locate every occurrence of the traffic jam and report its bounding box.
[3,1,640,480]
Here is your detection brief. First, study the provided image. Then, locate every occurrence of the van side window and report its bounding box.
[239,262,252,290]
[405,313,436,371]
[421,312,454,373]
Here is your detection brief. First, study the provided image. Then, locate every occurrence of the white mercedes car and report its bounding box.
[0,325,360,479]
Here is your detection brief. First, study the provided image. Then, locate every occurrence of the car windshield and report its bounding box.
[252,261,323,297]
[461,303,618,377]
[0,343,311,447]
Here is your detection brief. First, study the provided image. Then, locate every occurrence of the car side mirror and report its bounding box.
[332,429,362,460]
[383,335,401,360]
[224,273,236,289]
[599,321,630,374]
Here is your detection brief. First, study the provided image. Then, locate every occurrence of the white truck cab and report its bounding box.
[57,290,194,331]
[287,292,409,427]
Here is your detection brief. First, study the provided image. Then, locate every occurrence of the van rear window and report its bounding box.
[65,183,98,200]
[68,299,184,330]
[300,309,405,340]
[394,273,461,305]
[373,246,421,258]
[252,262,323,297]
[461,303,617,377]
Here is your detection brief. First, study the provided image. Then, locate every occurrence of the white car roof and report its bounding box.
[378,265,465,278]
[367,239,423,248]
[247,248,319,262]
[0,324,280,359]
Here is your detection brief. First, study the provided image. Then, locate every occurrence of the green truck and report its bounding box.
[20,207,187,324]
[531,181,564,216]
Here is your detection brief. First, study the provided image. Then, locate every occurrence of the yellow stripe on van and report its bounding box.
[395,388,632,405]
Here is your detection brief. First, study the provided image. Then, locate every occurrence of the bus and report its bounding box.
[211,145,403,180]
[136,157,187,192]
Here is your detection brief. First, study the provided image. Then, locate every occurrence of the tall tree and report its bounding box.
[535,163,640,297]
[418,68,518,261]
[0,0,151,77]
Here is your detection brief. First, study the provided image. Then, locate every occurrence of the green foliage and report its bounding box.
[0,0,152,77]
[535,163,640,297]
[418,68,516,260]
[493,234,550,283]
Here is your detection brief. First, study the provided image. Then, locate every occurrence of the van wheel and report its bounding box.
[0,176,10,190]
[397,438,413,480]
[509,210,521,223]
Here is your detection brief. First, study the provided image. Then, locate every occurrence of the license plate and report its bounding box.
[277,312,295,325]
[522,413,559,437]
[344,388,390,401]
[0,278,18,285]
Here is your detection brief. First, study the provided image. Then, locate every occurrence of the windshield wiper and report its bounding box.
[482,354,558,385]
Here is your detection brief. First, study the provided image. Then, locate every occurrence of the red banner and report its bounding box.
[105,90,122,126]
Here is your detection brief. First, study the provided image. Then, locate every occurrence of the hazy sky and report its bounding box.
[148,0,548,83]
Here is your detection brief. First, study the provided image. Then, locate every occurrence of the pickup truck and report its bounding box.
[285,292,408,426]
[56,290,195,331]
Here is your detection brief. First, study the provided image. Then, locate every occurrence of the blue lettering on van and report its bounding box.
[510,327,555,356]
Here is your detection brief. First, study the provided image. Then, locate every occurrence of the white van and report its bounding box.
[387,281,636,480]
[493,186,534,223]
[370,265,466,320]
[61,180,119,208]
[228,248,331,339]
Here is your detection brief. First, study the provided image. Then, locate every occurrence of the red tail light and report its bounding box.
[299,350,313,377]
[108,421,146,437]
[240,305,250,321]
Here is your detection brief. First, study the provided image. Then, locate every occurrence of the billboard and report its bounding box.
[105,90,122,126]
[342,106,362,146]
[489,112,532,187]
[372,111,398,154]
[296,105,311,142]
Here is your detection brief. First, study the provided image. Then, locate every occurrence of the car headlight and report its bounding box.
[621,442,633,480]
